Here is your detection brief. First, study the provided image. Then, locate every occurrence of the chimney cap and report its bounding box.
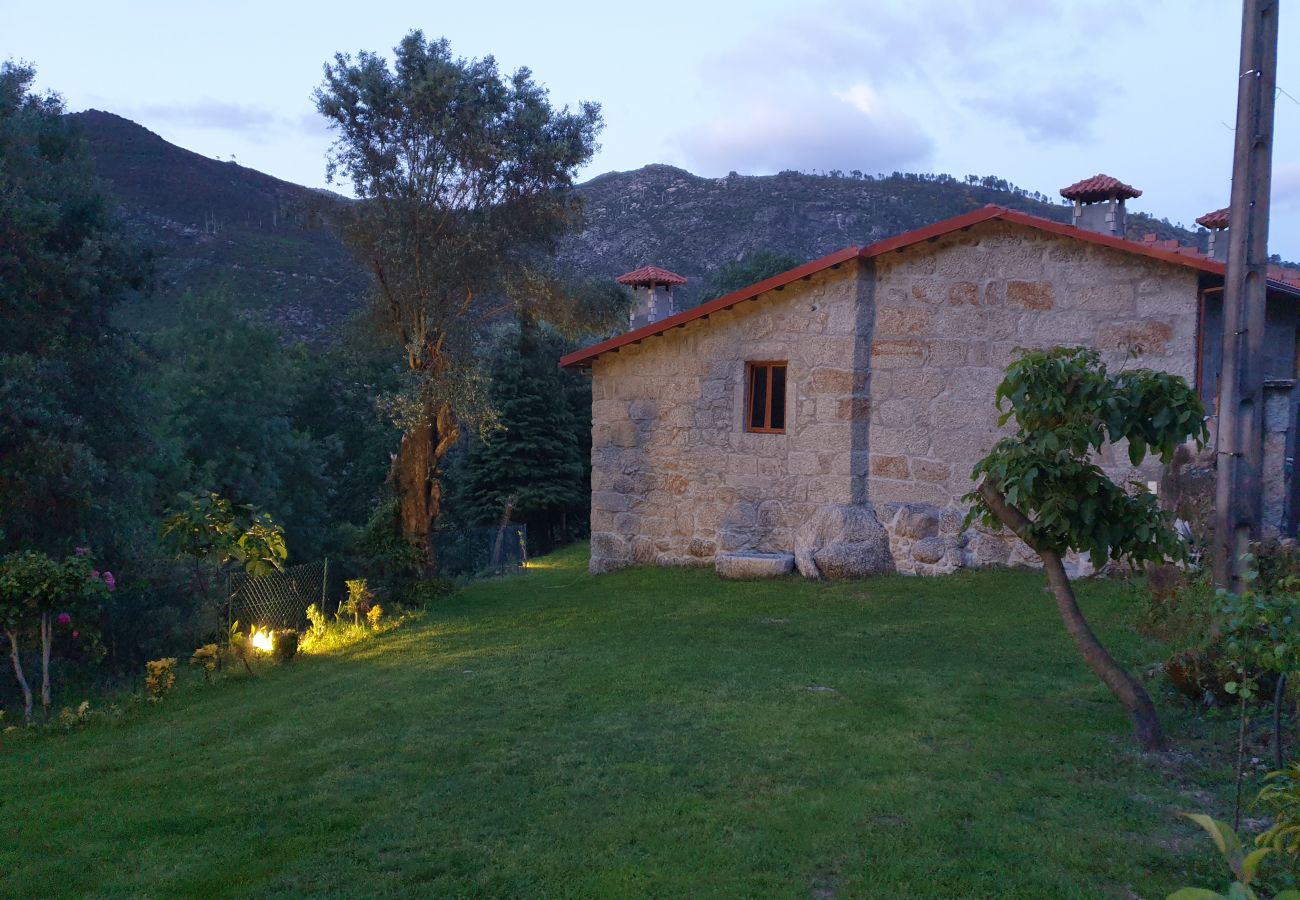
[1060,174,1142,203]
[1196,207,1230,230]
[616,265,687,286]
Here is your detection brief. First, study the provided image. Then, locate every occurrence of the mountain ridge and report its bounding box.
[70,111,1212,338]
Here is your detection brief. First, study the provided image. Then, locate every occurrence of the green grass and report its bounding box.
[1,546,1238,898]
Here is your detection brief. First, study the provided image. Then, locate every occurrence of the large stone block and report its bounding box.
[1006,281,1054,310]
[715,551,794,579]
[794,503,895,579]
[1096,320,1174,355]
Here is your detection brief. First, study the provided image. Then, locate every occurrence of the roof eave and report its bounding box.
[559,246,860,369]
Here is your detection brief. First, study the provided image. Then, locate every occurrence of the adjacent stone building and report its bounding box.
[561,179,1300,577]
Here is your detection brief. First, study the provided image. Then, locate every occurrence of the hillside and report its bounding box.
[559,166,1199,309]
[72,111,1208,337]
[71,110,367,341]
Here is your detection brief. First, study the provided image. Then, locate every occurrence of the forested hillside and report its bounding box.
[74,112,1208,335]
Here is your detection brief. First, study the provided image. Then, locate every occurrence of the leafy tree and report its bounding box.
[0,551,110,720]
[452,321,589,552]
[159,492,288,612]
[0,61,148,555]
[967,347,1208,752]
[147,291,336,559]
[314,31,603,569]
[700,251,801,302]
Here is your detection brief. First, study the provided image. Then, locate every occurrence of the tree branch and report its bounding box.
[976,479,1036,547]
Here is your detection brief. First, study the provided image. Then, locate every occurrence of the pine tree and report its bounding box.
[455,323,589,552]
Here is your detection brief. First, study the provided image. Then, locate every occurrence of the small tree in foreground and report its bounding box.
[967,347,1208,752]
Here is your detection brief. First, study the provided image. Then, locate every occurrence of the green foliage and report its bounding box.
[451,322,589,551]
[1212,559,1300,702]
[1258,764,1300,876]
[967,347,1208,564]
[314,31,606,551]
[700,250,801,302]
[0,62,150,557]
[341,578,373,626]
[305,604,328,641]
[159,492,288,578]
[1168,814,1275,899]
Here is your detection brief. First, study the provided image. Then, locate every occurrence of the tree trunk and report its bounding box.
[977,481,1167,752]
[391,400,459,572]
[40,611,52,714]
[7,629,33,722]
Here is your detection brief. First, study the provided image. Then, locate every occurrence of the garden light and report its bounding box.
[249,627,274,653]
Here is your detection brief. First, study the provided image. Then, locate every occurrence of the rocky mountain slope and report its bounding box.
[73,111,1207,338]
[72,110,365,341]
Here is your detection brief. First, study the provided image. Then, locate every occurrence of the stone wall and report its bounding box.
[588,263,873,573]
[866,221,1202,571]
[586,219,1210,577]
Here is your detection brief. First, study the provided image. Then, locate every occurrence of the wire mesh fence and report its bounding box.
[228,560,329,632]
[434,525,527,577]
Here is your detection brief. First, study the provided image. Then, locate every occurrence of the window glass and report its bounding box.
[770,365,786,430]
[749,364,768,430]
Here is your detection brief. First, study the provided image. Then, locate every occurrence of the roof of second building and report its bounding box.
[1196,207,1231,229]
[1060,174,1143,202]
[616,265,687,286]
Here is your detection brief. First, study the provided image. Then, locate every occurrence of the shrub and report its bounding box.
[144,658,177,702]
[271,630,298,664]
[189,644,221,682]
[367,604,383,628]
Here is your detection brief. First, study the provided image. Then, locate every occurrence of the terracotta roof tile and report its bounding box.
[615,265,687,286]
[1060,174,1142,202]
[1196,207,1231,229]
[561,205,1300,370]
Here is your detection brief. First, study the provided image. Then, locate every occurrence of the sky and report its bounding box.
[6,0,1300,258]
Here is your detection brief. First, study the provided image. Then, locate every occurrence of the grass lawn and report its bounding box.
[1,545,1239,898]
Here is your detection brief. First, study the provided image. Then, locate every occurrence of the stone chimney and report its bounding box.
[1060,174,1142,237]
[1196,207,1230,262]
[616,265,687,329]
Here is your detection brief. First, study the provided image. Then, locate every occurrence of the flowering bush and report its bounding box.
[367,604,383,629]
[144,658,177,702]
[342,578,375,626]
[0,550,110,720]
[189,644,221,682]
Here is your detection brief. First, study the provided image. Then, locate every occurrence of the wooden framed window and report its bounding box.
[746,362,787,433]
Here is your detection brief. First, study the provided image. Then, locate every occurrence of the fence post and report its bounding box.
[321,558,329,613]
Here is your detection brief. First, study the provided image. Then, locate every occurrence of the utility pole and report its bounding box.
[1213,0,1279,593]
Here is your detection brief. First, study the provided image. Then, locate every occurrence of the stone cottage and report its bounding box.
[560,176,1300,577]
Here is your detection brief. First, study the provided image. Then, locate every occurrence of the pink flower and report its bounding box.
[90,570,100,580]
[71,630,80,639]
[57,613,71,626]
[103,572,115,592]
[74,546,90,557]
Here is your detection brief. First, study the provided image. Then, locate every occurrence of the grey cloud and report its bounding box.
[674,91,932,176]
[1275,164,1300,211]
[135,98,279,132]
[969,82,1119,143]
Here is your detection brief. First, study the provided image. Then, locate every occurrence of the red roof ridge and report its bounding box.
[615,265,687,286]
[1196,207,1231,229]
[1060,174,1142,202]
[560,206,1300,370]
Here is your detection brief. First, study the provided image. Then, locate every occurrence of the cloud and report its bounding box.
[969,81,1120,143]
[675,83,932,175]
[1275,164,1300,211]
[134,98,279,132]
